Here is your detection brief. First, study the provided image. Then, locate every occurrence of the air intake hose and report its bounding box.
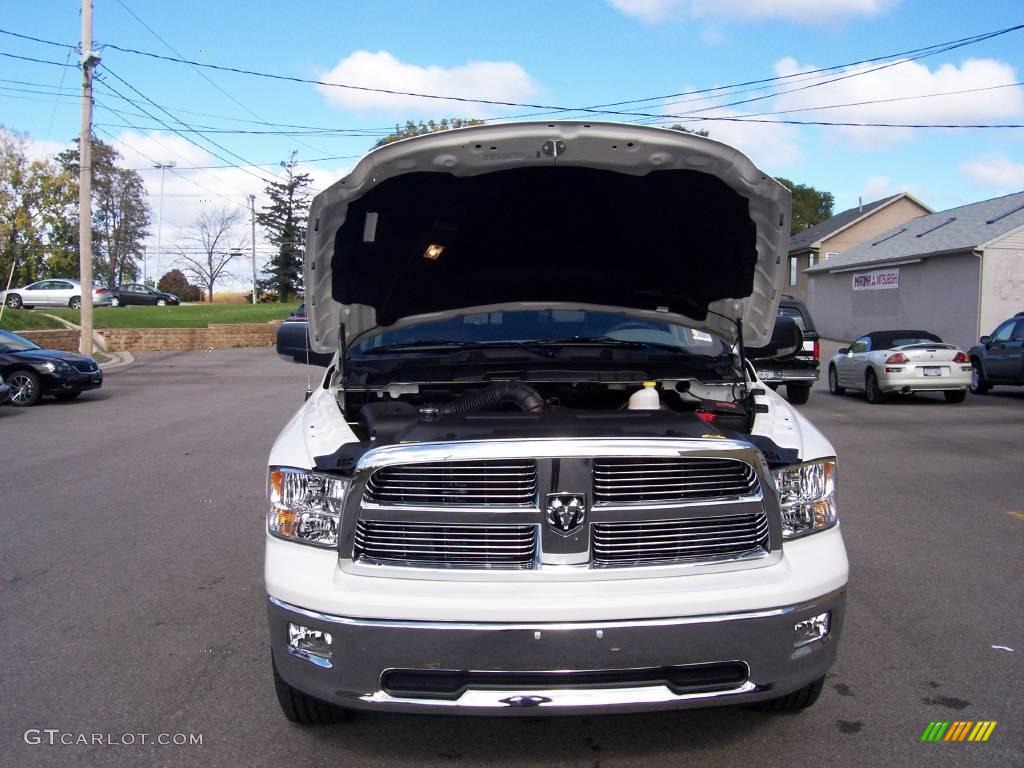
[438,382,544,415]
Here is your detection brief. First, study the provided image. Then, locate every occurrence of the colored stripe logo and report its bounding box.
[921,721,997,742]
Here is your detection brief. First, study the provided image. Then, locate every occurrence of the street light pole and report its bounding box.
[249,194,258,304]
[153,161,175,286]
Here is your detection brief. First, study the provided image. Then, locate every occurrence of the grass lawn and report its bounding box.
[41,302,299,329]
[0,309,68,332]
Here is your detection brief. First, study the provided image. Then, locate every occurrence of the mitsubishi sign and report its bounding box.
[852,268,900,291]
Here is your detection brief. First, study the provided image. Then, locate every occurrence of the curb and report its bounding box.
[99,351,134,370]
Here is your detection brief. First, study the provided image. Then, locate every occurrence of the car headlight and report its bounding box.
[772,459,837,539]
[40,360,70,373]
[267,467,348,548]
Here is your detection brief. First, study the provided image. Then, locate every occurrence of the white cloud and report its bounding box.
[316,51,541,116]
[772,57,1024,147]
[608,0,897,24]
[665,108,802,168]
[862,175,891,200]
[961,155,1024,190]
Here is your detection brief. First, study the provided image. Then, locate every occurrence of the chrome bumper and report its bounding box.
[756,369,820,384]
[268,588,845,715]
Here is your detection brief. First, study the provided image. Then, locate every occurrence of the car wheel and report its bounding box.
[751,676,825,713]
[786,384,811,405]
[156,298,167,306]
[865,369,885,404]
[54,390,81,401]
[5,293,22,309]
[944,390,967,404]
[7,370,41,407]
[110,296,121,307]
[969,358,990,394]
[69,296,81,309]
[272,656,352,725]
[828,365,845,395]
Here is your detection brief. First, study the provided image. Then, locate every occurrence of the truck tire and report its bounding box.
[272,657,352,725]
[786,384,811,404]
[752,675,825,713]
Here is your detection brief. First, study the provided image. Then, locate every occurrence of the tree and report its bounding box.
[57,137,150,286]
[256,153,311,302]
[157,268,203,302]
[373,118,486,149]
[665,124,710,138]
[175,207,244,302]
[775,177,835,236]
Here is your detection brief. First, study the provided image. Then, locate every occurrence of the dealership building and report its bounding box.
[805,190,1024,349]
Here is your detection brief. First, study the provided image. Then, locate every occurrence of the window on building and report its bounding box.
[825,252,838,260]
[808,254,817,267]
[790,257,798,286]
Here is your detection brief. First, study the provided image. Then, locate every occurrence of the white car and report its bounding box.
[1,279,112,309]
[265,122,848,724]
[827,330,972,404]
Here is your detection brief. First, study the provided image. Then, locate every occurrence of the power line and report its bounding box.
[0,49,77,67]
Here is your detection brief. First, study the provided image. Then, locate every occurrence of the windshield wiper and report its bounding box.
[532,336,697,355]
[362,340,555,358]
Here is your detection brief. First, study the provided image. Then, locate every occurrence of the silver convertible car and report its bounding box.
[827,330,972,404]
[1,279,112,309]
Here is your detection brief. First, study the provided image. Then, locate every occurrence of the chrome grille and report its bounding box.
[592,511,770,566]
[70,360,98,372]
[354,521,537,568]
[365,460,537,506]
[593,457,759,504]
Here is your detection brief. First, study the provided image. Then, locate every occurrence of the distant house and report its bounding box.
[786,193,932,300]
[805,190,1024,349]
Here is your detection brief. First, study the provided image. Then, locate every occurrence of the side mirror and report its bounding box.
[745,316,803,359]
[979,335,991,345]
[837,347,849,355]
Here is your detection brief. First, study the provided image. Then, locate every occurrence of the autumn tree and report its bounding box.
[775,177,835,236]
[175,207,244,302]
[256,153,311,302]
[373,118,486,148]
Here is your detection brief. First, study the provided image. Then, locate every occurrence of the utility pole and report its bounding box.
[78,0,100,356]
[249,194,258,304]
[153,161,175,285]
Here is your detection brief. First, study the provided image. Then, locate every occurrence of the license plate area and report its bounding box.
[922,366,942,377]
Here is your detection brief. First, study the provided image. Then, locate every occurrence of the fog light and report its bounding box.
[287,623,333,668]
[793,612,830,648]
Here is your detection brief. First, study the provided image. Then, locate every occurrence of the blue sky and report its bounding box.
[2,0,1023,283]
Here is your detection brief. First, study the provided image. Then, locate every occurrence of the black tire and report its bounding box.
[752,676,825,713]
[69,296,81,309]
[786,384,811,404]
[7,369,41,407]
[110,296,121,307]
[828,365,845,395]
[55,390,81,401]
[969,358,990,394]
[944,390,967,404]
[865,369,885,404]
[5,293,22,309]
[156,298,167,306]
[272,657,351,725]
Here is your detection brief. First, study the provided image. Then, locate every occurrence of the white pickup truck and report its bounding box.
[265,122,848,724]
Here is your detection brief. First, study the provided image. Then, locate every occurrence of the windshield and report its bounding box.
[351,309,730,357]
[0,330,43,352]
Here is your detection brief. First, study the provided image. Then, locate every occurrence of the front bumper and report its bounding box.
[40,368,103,394]
[268,588,845,715]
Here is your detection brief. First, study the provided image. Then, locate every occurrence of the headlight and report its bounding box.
[267,467,348,548]
[772,459,837,539]
[40,360,70,373]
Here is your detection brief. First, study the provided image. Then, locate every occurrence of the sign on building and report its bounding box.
[852,268,899,291]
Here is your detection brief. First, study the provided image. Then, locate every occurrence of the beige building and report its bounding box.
[786,193,932,300]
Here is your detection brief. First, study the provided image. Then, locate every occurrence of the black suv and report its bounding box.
[967,312,1024,393]
[750,296,819,404]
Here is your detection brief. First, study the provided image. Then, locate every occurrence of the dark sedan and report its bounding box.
[0,330,103,406]
[276,304,333,366]
[968,313,1024,393]
[110,283,180,307]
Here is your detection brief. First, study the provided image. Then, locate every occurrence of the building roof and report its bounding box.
[789,193,905,252]
[807,190,1024,274]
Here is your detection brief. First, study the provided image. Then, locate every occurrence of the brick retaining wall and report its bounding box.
[16,323,280,353]
[16,329,81,351]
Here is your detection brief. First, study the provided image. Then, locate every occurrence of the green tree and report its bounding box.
[665,124,710,137]
[373,118,486,149]
[775,177,835,236]
[256,153,311,302]
[57,137,151,287]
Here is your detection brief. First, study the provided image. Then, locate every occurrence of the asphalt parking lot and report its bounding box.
[1,343,1021,768]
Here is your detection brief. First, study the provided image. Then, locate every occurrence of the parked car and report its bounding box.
[265,122,847,724]
[0,374,10,405]
[827,330,971,404]
[967,314,1024,393]
[276,304,333,366]
[109,283,180,306]
[0,329,103,406]
[750,295,819,404]
[1,279,112,309]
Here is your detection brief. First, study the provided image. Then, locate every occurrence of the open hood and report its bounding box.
[305,122,790,352]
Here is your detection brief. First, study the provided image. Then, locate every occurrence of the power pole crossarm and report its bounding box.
[78,0,100,356]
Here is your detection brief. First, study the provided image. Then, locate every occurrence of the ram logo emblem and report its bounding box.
[546,493,586,535]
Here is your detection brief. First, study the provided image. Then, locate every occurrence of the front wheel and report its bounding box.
[156,298,167,306]
[110,296,121,307]
[969,359,990,394]
[828,365,845,395]
[944,390,967,404]
[272,657,352,725]
[786,384,811,405]
[8,370,41,406]
[751,676,825,713]
[865,369,885,404]
[5,294,22,309]
[69,296,81,309]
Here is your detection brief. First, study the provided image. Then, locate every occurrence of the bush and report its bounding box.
[157,269,203,302]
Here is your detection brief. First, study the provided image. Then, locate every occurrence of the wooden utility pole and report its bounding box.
[78,0,100,355]
[249,194,258,303]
